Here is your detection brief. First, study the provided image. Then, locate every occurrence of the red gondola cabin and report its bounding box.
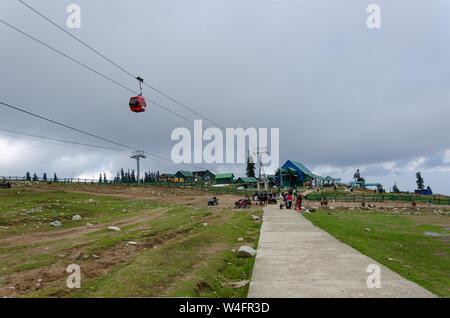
[129,96,146,113]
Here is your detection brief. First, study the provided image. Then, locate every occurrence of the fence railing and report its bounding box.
[2,176,448,205]
[0,176,257,196]
[305,193,450,205]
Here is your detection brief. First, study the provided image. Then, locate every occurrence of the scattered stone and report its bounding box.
[107,226,121,231]
[92,254,99,259]
[203,223,208,227]
[0,277,4,282]
[72,215,82,221]
[37,279,42,282]
[49,220,62,227]
[237,246,256,258]
[35,282,41,290]
[251,215,260,220]
[231,280,249,288]
[86,223,93,227]
[424,231,450,237]
[127,241,138,245]
[365,228,371,232]
[388,257,396,261]
[70,252,82,260]
[237,237,244,242]
[87,199,95,204]
[82,255,90,259]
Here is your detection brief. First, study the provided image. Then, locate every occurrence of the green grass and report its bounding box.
[0,188,158,237]
[1,186,263,298]
[65,207,262,298]
[303,209,450,297]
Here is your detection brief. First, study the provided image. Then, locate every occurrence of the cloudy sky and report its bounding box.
[0,0,449,193]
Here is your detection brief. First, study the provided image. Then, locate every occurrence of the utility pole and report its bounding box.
[279,164,283,190]
[253,147,268,193]
[130,150,146,183]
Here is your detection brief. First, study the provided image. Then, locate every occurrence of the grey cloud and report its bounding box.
[0,0,449,193]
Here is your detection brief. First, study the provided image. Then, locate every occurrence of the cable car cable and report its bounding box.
[0,18,202,128]
[0,100,213,173]
[15,0,225,129]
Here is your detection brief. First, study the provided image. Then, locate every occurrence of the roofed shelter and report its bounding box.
[277,160,324,188]
[235,177,257,188]
[175,171,194,182]
[215,173,234,185]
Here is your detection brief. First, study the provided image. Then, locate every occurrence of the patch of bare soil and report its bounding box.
[0,208,167,248]
[303,199,450,213]
[0,184,253,298]
[31,183,243,208]
[0,218,209,298]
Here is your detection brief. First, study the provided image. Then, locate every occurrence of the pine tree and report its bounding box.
[43,173,47,181]
[131,169,136,183]
[246,155,256,178]
[353,169,361,181]
[120,168,125,182]
[99,174,102,184]
[32,173,38,181]
[103,173,107,184]
[26,171,31,181]
[53,173,58,182]
[416,172,424,190]
[392,182,399,193]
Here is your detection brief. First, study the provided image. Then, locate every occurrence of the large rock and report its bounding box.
[237,246,256,258]
[107,226,121,231]
[49,220,62,227]
[72,215,82,221]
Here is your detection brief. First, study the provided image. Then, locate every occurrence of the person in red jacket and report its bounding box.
[287,189,293,209]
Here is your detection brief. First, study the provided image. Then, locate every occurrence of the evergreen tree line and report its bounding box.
[23,169,160,184]
[113,168,160,183]
[25,172,58,182]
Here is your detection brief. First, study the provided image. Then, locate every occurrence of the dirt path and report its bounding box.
[0,208,167,248]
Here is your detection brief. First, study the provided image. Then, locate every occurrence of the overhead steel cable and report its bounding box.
[0,100,213,173]
[0,18,203,128]
[0,127,130,153]
[0,100,136,151]
[16,0,224,129]
[15,0,136,79]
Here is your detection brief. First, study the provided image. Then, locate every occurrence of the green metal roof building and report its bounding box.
[175,171,194,181]
[276,160,340,188]
[215,173,234,185]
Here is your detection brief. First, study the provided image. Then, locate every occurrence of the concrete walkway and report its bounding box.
[248,205,436,298]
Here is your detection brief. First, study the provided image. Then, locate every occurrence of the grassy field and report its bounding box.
[303,209,450,297]
[0,186,262,297]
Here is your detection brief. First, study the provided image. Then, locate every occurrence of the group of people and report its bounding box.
[251,189,305,210]
[252,192,277,206]
[278,189,304,210]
